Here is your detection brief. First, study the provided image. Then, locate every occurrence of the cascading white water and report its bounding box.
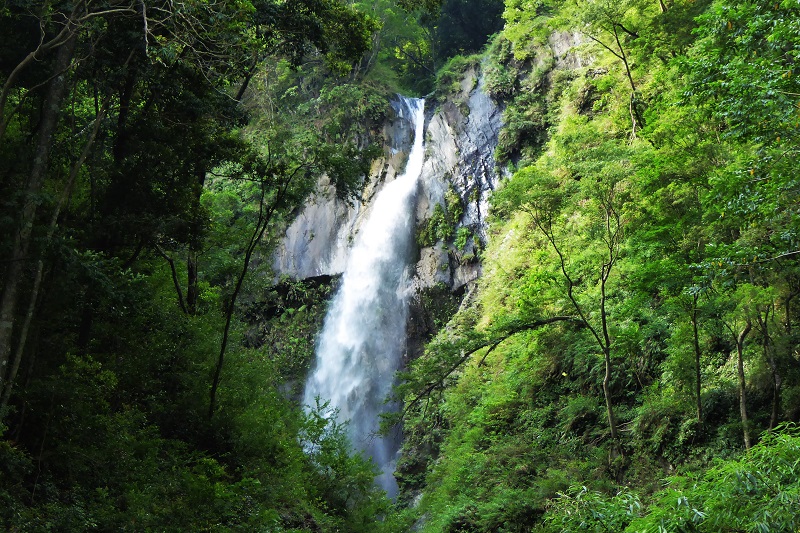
[303,96,425,497]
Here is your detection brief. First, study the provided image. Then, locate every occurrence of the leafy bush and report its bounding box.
[540,425,800,532]
[417,186,465,247]
[434,54,481,99]
[631,424,800,533]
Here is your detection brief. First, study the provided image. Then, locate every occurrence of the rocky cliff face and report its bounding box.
[272,65,504,294]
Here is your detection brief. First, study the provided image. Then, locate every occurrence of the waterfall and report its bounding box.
[303,96,425,497]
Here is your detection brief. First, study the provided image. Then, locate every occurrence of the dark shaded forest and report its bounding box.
[1,0,799,531]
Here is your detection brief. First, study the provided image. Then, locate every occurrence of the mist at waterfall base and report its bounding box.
[303,97,425,498]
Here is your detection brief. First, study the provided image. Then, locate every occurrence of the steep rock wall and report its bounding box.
[271,99,419,279]
[272,66,504,293]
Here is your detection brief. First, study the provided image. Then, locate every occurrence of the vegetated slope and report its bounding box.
[398,0,800,530]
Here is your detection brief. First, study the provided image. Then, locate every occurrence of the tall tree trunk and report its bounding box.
[534,213,621,450]
[769,361,782,431]
[585,25,642,136]
[0,262,43,412]
[611,25,644,136]
[208,187,269,419]
[612,25,637,95]
[113,70,137,163]
[600,265,619,445]
[156,245,188,314]
[187,251,199,314]
[208,161,303,418]
[0,35,76,393]
[187,169,206,315]
[602,349,618,441]
[735,320,752,449]
[186,251,199,315]
[0,80,106,410]
[691,296,703,425]
[755,308,781,431]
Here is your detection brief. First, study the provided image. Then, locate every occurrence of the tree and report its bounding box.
[493,120,639,451]
[0,0,376,418]
[573,0,652,135]
[0,10,78,400]
[208,149,317,418]
[664,287,712,426]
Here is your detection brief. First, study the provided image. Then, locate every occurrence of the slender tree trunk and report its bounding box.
[0,35,76,392]
[234,57,258,102]
[10,327,38,440]
[755,308,781,431]
[612,25,636,95]
[585,24,642,136]
[532,190,623,453]
[769,361,781,431]
[611,25,643,136]
[187,170,206,315]
[208,159,305,418]
[0,91,107,410]
[187,251,199,314]
[0,263,43,412]
[735,320,752,449]
[156,245,188,314]
[602,349,617,440]
[691,297,703,425]
[113,70,137,163]
[599,266,619,444]
[208,190,268,419]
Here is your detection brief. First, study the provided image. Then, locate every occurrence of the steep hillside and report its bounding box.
[397,0,800,530]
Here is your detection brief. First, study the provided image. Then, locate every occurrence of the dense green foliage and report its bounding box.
[0,0,412,530]
[417,185,465,247]
[355,0,504,94]
[397,0,800,530]
[3,0,800,530]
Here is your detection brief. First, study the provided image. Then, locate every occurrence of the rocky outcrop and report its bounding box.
[414,64,505,291]
[272,65,505,294]
[272,97,418,279]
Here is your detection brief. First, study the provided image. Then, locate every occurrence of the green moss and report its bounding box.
[454,226,472,250]
[417,185,466,247]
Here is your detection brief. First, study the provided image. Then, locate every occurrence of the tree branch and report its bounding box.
[208,155,312,418]
[154,244,188,314]
[532,211,605,351]
[401,316,585,419]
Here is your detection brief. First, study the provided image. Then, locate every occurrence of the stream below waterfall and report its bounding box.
[303,96,425,497]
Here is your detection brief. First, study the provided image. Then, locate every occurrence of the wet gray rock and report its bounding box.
[272,99,413,279]
[549,30,587,69]
[271,175,359,279]
[414,64,505,290]
[273,67,505,293]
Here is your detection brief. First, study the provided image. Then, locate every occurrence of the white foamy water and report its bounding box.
[303,96,425,497]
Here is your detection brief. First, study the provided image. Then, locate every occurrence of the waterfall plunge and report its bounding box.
[303,97,425,497]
